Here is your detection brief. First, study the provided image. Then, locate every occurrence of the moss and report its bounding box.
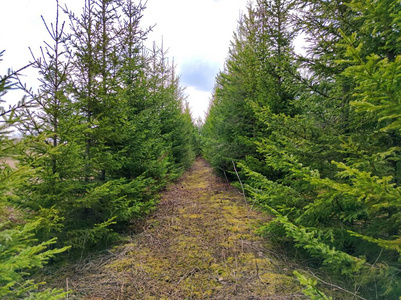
[184,213,202,219]
[45,159,304,299]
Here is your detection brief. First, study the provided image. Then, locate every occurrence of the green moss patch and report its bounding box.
[46,158,304,299]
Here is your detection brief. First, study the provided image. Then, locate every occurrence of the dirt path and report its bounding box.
[64,158,304,299]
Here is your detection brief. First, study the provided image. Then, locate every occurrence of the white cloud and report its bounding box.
[0,0,83,105]
[142,0,248,120]
[142,0,246,65]
[1,0,248,120]
[184,86,212,121]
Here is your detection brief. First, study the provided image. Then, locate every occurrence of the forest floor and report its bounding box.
[49,158,305,299]
[1,157,16,169]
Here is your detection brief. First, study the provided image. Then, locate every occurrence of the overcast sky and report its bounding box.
[0,0,248,121]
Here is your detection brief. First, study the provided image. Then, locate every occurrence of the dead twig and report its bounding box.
[309,271,367,300]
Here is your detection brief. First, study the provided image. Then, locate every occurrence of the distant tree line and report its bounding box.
[202,0,401,298]
[0,0,198,298]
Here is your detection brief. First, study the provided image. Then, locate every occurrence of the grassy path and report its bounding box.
[64,158,304,299]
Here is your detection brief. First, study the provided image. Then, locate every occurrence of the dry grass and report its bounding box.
[1,157,17,169]
[46,158,305,299]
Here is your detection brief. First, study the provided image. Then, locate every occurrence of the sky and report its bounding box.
[0,0,249,121]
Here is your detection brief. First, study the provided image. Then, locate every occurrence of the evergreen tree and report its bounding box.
[14,1,85,243]
[202,5,264,174]
[241,0,401,297]
[203,0,298,177]
[10,0,198,251]
[0,50,68,299]
[203,0,401,297]
[67,0,114,182]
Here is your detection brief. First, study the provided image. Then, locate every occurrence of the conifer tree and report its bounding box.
[161,68,196,174]
[11,0,153,250]
[2,0,198,257]
[0,50,69,299]
[67,0,110,182]
[203,0,298,177]
[203,6,263,173]
[14,1,85,243]
[237,0,401,297]
[203,0,401,297]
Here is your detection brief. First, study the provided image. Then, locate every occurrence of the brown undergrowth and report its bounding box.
[49,158,304,299]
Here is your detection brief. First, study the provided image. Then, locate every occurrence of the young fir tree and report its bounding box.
[7,0,197,255]
[0,50,69,299]
[67,0,117,183]
[143,42,196,181]
[13,0,114,250]
[57,0,158,248]
[203,0,299,177]
[13,0,155,251]
[237,0,401,297]
[116,0,158,180]
[202,5,263,174]
[204,0,401,297]
[14,1,86,243]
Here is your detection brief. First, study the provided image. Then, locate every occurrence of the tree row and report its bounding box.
[202,0,401,298]
[0,0,198,298]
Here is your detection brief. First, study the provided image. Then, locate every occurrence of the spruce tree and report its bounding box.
[239,0,401,297]
[14,1,86,243]
[203,0,401,297]
[2,0,198,257]
[0,50,69,299]
[203,0,299,177]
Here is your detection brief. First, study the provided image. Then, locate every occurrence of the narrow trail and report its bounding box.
[64,158,304,299]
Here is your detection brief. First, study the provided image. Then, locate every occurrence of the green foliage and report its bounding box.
[340,32,401,133]
[203,0,401,298]
[259,208,366,276]
[0,50,68,299]
[294,271,332,300]
[0,221,69,299]
[202,0,298,177]
[1,4,198,298]
[9,0,198,253]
